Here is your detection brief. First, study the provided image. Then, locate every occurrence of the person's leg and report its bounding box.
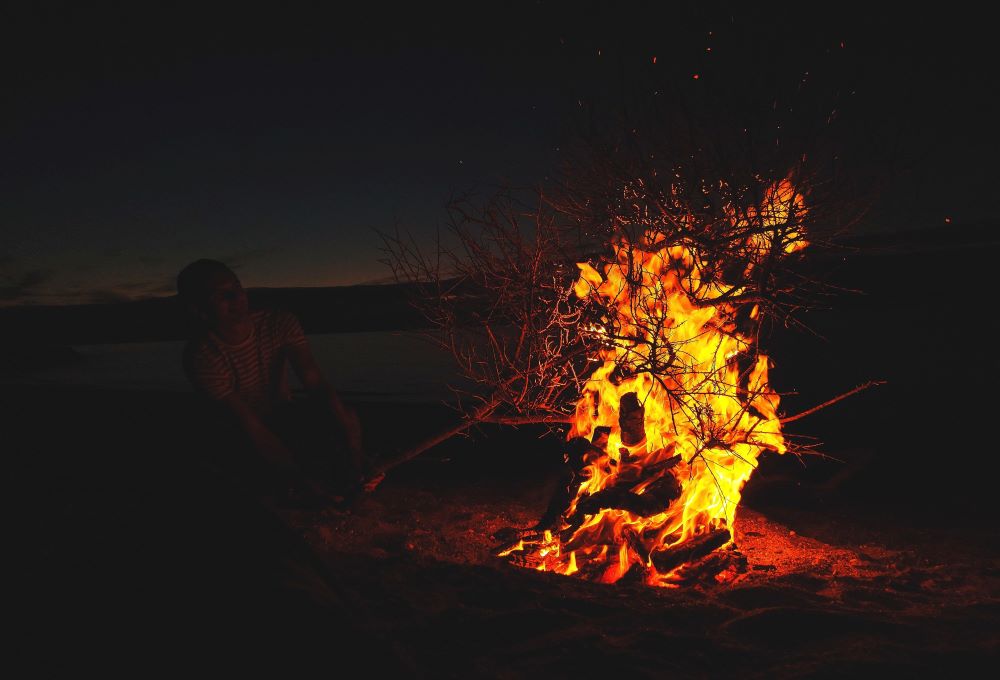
[192,402,245,476]
[271,396,361,495]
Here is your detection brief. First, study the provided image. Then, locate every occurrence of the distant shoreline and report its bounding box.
[0,281,434,346]
[3,224,998,346]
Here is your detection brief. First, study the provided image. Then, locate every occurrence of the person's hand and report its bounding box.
[362,471,385,493]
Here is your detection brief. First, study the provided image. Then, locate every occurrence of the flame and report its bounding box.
[506,178,806,586]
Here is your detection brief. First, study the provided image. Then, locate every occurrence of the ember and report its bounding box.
[502,178,808,586]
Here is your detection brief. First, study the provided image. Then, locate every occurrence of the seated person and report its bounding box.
[177,258,363,505]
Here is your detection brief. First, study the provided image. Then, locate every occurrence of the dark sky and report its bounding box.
[2,3,994,305]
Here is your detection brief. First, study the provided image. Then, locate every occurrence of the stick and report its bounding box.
[478,414,573,426]
[650,528,731,574]
[778,380,886,424]
[360,397,503,491]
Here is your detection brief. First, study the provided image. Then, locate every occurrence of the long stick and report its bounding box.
[361,380,885,491]
[778,380,886,424]
[363,397,503,486]
[478,413,573,426]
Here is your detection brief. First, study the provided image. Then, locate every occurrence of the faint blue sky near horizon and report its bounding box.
[2,5,994,306]
[2,36,565,304]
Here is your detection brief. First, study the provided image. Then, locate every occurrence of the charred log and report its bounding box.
[566,436,604,468]
[532,436,605,531]
[618,392,645,446]
[572,555,617,582]
[639,472,684,507]
[650,528,731,574]
[615,561,650,586]
[565,454,683,527]
[541,444,685,533]
[622,526,648,562]
[591,426,611,449]
[568,472,682,525]
[533,468,577,532]
[614,452,681,484]
[671,549,748,585]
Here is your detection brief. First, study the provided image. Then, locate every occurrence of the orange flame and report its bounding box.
[507,178,806,586]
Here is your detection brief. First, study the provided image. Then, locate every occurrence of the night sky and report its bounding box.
[2,4,993,306]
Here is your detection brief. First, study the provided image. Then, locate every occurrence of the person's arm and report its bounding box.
[185,341,296,468]
[288,340,364,469]
[186,335,314,485]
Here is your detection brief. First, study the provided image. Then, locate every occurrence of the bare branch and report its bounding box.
[779,380,887,424]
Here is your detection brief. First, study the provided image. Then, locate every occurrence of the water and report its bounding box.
[7,331,470,404]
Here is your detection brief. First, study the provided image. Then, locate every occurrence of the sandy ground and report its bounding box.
[10,386,999,676]
[283,441,999,677]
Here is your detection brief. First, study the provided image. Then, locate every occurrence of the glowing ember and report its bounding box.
[503,178,807,586]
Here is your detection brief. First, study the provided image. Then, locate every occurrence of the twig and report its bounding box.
[478,414,574,426]
[365,397,503,483]
[779,380,886,424]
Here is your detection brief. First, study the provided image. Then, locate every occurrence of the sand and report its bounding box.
[8,384,997,676]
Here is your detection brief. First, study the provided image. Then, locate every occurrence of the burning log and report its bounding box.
[590,426,611,450]
[649,529,732,574]
[380,145,872,586]
[570,552,621,582]
[667,549,747,586]
[532,469,577,532]
[538,383,682,531]
[532,436,604,531]
[539,424,683,533]
[618,392,645,446]
[568,471,682,525]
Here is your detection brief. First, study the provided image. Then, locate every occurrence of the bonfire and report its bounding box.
[500,179,806,586]
[379,161,872,586]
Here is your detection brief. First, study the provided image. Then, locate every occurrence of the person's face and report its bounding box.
[199,271,249,329]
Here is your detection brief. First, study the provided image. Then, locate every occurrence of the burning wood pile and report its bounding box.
[378,163,863,586]
[494,179,806,585]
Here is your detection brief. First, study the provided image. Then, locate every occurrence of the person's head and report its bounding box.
[176,259,249,331]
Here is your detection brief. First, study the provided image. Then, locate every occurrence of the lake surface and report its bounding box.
[7,331,471,404]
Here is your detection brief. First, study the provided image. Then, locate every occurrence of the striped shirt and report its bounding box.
[183,309,308,418]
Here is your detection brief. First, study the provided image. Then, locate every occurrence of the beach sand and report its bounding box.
[9,383,997,676]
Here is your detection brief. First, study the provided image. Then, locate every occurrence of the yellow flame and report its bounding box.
[507,177,806,585]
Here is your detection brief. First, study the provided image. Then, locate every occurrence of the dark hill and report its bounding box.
[1,223,995,349]
[0,282,433,346]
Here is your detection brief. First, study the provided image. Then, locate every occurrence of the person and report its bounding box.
[176,258,364,506]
